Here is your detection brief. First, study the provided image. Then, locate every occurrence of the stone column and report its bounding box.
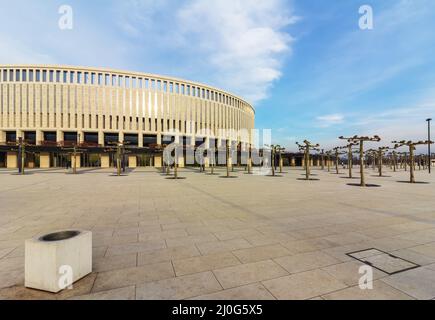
[128,155,137,168]
[71,155,81,169]
[40,153,51,169]
[6,152,18,169]
[101,154,110,168]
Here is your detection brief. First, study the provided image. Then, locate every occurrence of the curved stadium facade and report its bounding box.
[0,65,255,168]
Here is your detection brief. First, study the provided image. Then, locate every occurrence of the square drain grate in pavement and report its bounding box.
[346,248,420,275]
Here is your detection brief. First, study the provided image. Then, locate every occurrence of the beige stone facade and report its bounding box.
[0,65,255,168]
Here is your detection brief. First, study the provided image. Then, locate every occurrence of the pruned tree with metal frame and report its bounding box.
[339,135,381,187]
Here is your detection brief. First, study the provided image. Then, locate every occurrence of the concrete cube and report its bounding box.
[25,230,92,293]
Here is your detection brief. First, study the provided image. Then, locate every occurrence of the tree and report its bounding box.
[325,150,333,172]
[107,141,130,176]
[339,135,381,187]
[320,149,325,170]
[62,134,86,175]
[368,146,391,177]
[333,147,346,175]
[340,143,358,178]
[393,140,434,183]
[296,140,320,180]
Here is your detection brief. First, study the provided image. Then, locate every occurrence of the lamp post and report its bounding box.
[427,118,432,174]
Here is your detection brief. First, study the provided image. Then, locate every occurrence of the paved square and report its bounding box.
[1,166,435,300]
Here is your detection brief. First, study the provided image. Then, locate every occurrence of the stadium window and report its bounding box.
[63,71,67,83]
[105,74,110,86]
[181,84,185,95]
[15,69,20,81]
[163,81,167,92]
[35,70,40,82]
[84,72,89,84]
[42,70,47,82]
[56,70,61,82]
[157,80,161,91]
[98,73,103,85]
[112,75,117,86]
[125,76,130,88]
[139,78,143,88]
[187,85,190,95]
[91,73,96,85]
[169,82,173,93]
[70,71,75,83]
[132,77,136,88]
[49,70,54,82]
[9,69,14,82]
[77,72,82,84]
[29,70,34,82]
[22,70,27,81]
[3,70,7,82]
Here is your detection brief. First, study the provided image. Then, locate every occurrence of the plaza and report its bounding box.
[1,166,435,300]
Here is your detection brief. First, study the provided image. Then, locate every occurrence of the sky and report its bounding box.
[1,0,435,152]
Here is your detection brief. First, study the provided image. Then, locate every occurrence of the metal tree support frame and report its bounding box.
[339,135,381,187]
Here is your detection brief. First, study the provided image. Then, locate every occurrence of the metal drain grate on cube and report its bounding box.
[346,248,420,275]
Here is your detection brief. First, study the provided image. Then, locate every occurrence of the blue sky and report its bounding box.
[1,0,435,151]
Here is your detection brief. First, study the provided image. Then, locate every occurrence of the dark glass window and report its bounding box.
[15,70,20,81]
[29,70,34,82]
[143,135,157,147]
[84,132,98,144]
[43,132,57,142]
[9,70,14,81]
[24,132,36,145]
[6,131,16,143]
[124,134,138,147]
[36,70,41,82]
[104,133,119,146]
[70,71,75,83]
[64,132,78,142]
[63,71,68,83]
[22,70,27,81]
[42,70,47,82]
[56,70,61,82]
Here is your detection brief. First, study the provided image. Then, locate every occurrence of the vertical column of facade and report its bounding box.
[55,81,62,134]
[22,77,28,129]
[28,79,34,130]
[15,79,20,130]
[62,72,68,130]
[157,81,163,135]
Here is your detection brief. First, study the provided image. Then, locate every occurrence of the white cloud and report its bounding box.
[316,114,345,127]
[175,0,297,103]
[115,0,298,104]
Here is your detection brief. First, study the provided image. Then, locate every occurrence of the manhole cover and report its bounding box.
[346,248,420,275]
